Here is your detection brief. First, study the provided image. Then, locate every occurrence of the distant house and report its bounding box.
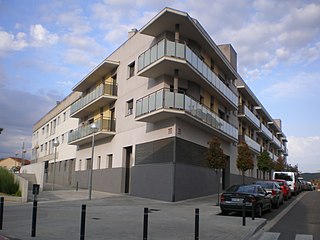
[0,157,31,171]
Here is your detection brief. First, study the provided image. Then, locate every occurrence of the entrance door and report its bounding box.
[124,146,133,193]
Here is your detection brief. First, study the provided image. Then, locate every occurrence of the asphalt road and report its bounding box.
[269,190,320,240]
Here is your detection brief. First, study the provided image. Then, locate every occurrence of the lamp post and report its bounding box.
[52,139,59,191]
[88,122,98,200]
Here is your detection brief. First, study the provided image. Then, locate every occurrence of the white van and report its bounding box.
[273,172,299,196]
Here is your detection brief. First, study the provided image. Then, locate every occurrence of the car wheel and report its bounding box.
[221,210,229,216]
[268,201,272,213]
[256,205,262,217]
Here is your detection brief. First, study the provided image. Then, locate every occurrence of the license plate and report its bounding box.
[231,198,243,202]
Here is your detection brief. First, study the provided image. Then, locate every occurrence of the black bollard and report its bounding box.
[251,200,255,220]
[31,200,38,237]
[80,205,86,240]
[143,208,148,240]
[194,208,199,240]
[76,181,79,192]
[0,197,4,230]
[242,199,246,226]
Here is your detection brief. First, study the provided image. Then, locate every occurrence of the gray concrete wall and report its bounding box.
[174,163,219,201]
[74,168,124,193]
[130,163,174,201]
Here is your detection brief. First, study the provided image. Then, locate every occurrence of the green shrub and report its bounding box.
[0,167,20,195]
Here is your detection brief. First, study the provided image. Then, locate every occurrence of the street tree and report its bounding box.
[205,137,227,205]
[274,155,286,171]
[237,141,254,184]
[257,150,273,179]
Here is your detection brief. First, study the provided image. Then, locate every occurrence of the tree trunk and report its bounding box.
[216,169,220,206]
[242,171,245,184]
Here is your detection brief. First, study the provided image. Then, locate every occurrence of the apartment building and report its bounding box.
[236,78,288,180]
[31,92,80,186]
[31,8,288,201]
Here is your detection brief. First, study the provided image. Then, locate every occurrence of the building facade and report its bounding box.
[31,8,288,201]
[31,92,80,186]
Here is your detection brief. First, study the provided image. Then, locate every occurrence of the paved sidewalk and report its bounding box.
[0,187,266,240]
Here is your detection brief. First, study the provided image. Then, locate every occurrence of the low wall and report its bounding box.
[21,162,44,190]
[11,175,28,203]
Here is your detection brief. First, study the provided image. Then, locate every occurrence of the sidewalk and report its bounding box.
[0,187,266,240]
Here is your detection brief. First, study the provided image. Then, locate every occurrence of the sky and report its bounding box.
[0,0,319,173]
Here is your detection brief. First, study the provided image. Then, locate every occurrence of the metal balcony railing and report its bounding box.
[238,105,260,128]
[68,117,116,143]
[260,123,273,140]
[273,136,282,149]
[136,88,238,140]
[138,39,238,107]
[70,83,117,116]
[238,134,261,153]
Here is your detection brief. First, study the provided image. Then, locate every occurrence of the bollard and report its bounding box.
[0,197,4,230]
[251,200,255,220]
[80,205,86,240]
[194,208,199,240]
[31,200,38,237]
[242,199,246,226]
[76,181,79,192]
[143,208,148,240]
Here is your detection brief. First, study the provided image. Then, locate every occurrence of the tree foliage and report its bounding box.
[257,150,273,179]
[274,155,286,171]
[205,137,227,171]
[237,141,254,184]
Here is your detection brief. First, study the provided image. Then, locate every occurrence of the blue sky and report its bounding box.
[0,0,319,173]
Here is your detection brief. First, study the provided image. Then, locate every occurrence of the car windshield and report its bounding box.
[226,185,256,194]
[275,173,293,181]
[256,182,273,189]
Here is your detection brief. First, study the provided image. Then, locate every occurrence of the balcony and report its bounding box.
[137,39,238,109]
[238,105,260,129]
[239,134,260,153]
[257,123,273,141]
[70,83,117,118]
[272,135,282,149]
[135,88,238,142]
[68,117,116,145]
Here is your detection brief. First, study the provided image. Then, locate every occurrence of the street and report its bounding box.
[254,191,320,240]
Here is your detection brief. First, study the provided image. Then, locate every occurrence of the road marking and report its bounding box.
[295,234,313,240]
[259,232,280,240]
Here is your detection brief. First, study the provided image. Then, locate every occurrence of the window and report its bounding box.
[61,134,64,144]
[63,112,66,121]
[126,99,133,116]
[97,156,101,169]
[79,159,82,171]
[128,61,135,78]
[107,154,113,168]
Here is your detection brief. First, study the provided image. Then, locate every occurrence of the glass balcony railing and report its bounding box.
[138,39,238,107]
[273,136,281,148]
[244,135,261,152]
[68,117,116,143]
[238,105,260,128]
[136,88,238,140]
[70,83,117,116]
[260,123,273,140]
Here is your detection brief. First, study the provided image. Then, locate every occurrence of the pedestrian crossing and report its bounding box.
[258,232,313,240]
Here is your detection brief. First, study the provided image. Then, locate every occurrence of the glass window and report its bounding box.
[128,61,135,78]
[126,99,133,115]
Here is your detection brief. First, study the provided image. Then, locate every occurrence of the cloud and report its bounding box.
[288,136,320,173]
[0,30,28,54]
[0,88,63,159]
[30,24,59,46]
[261,72,320,99]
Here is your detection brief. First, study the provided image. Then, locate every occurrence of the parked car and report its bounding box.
[255,181,284,208]
[220,184,272,217]
[272,179,292,200]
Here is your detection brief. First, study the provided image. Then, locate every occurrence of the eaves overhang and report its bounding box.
[73,60,119,92]
[139,7,238,80]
